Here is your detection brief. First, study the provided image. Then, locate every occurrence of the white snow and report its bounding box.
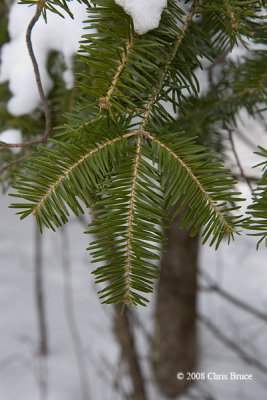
[0,129,22,153]
[0,1,87,116]
[0,197,121,400]
[1,193,267,400]
[115,0,167,34]
[0,129,22,144]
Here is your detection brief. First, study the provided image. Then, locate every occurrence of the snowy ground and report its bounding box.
[0,193,120,400]
[0,191,267,400]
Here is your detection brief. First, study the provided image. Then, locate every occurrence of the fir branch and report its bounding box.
[181,82,266,128]
[200,0,262,50]
[99,34,135,110]
[139,1,198,130]
[84,113,106,127]
[81,35,135,128]
[120,5,198,304]
[143,131,234,237]
[9,0,258,307]
[247,147,267,247]
[124,133,141,304]
[32,131,136,216]
[224,0,239,29]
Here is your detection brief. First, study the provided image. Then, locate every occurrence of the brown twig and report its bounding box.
[199,270,267,324]
[0,6,51,150]
[207,49,230,90]
[0,153,35,174]
[198,313,267,375]
[234,173,259,184]
[225,122,254,191]
[114,305,147,400]
[0,353,32,372]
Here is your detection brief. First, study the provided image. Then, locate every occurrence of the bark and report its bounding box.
[114,305,147,400]
[152,209,199,397]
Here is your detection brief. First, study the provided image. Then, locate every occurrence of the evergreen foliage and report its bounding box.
[248,147,267,248]
[1,0,266,306]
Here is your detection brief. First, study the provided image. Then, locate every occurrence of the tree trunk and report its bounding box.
[152,210,199,397]
[114,305,147,400]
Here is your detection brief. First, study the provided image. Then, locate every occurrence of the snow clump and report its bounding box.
[0,1,87,116]
[115,0,167,34]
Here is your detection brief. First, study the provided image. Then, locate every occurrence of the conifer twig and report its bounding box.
[224,0,238,29]
[122,2,199,304]
[139,0,197,130]
[32,131,137,215]
[99,35,135,110]
[0,153,35,174]
[142,131,233,233]
[79,35,135,129]
[124,133,142,303]
[0,6,51,150]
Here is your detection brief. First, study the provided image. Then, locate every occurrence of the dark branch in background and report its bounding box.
[207,52,257,193]
[0,353,32,372]
[225,122,254,191]
[199,270,267,324]
[26,7,51,145]
[34,223,48,357]
[131,312,154,345]
[0,6,52,173]
[61,227,91,400]
[198,313,267,375]
[0,153,35,174]
[207,49,230,90]
[114,305,147,400]
[234,173,259,184]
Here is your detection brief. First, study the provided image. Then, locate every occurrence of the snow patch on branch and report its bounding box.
[0,1,87,116]
[0,129,22,153]
[115,0,167,34]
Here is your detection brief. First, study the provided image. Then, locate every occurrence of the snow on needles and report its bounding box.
[0,0,167,119]
[115,0,167,34]
[0,1,87,116]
